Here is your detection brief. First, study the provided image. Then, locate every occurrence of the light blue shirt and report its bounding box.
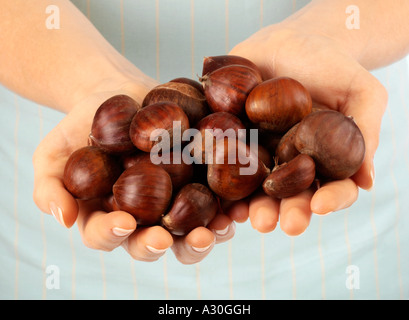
[0,0,408,300]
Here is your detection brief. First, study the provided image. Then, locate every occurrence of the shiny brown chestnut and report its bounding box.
[190,112,246,163]
[101,193,120,212]
[257,129,283,162]
[161,183,218,236]
[200,64,262,116]
[207,138,269,201]
[63,146,122,200]
[170,77,204,95]
[202,55,262,78]
[89,95,140,153]
[245,77,312,133]
[112,163,173,225]
[262,154,316,199]
[142,80,209,125]
[275,123,300,164]
[129,101,190,153]
[294,110,365,180]
[257,143,273,169]
[122,151,194,191]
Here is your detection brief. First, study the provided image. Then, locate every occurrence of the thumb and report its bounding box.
[32,142,79,228]
[342,73,388,190]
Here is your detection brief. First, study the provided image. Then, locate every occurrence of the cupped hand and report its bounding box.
[32,80,236,264]
[229,23,388,235]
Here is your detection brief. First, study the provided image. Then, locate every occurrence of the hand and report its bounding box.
[32,79,236,264]
[229,23,388,235]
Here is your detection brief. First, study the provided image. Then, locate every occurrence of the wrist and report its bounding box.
[281,13,364,65]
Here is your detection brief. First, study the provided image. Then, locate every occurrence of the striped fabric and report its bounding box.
[0,0,408,300]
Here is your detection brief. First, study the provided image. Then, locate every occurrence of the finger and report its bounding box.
[207,213,236,244]
[123,225,173,262]
[33,174,79,228]
[171,227,215,265]
[310,179,359,215]
[248,192,280,233]
[75,200,137,251]
[32,134,80,228]
[222,199,249,223]
[341,73,388,190]
[279,188,314,236]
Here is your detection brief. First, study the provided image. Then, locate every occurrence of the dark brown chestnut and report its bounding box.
[200,64,262,116]
[262,154,316,199]
[161,183,218,236]
[112,163,173,225]
[142,81,209,125]
[202,55,262,78]
[89,95,140,153]
[122,151,194,191]
[294,110,365,180]
[245,77,312,133]
[312,101,332,113]
[170,77,204,95]
[129,101,190,153]
[257,129,283,161]
[63,146,122,200]
[207,138,269,201]
[190,112,246,163]
[257,143,273,169]
[101,193,120,212]
[275,123,300,164]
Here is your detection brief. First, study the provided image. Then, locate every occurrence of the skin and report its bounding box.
[229,0,409,236]
[0,0,236,265]
[1,0,409,263]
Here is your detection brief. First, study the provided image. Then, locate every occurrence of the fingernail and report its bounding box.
[214,225,230,236]
[146,245,167,254]
[191,244,212,253]
[312,211,333,216]
[112,227,134,237]
[370,163,375,187]
[49,201,66,227]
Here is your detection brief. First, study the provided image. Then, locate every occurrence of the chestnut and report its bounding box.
[275,123,300,164]
[202,55,262,79]
[89,95,140,153]
[129,101,190,153]
[257,143,273,169]
[112,163,173,225]
[63,146,122,200]
[262,154,316,199]
[190,112,246,163]
[170,77,204,95]
[245,77,312,133]
[101,193,120,212]
[122,151,194,191]
[294,110,365,180]
[207,138,269,201]
[257,129,283,161]
[142,80,209,125]
[200,64,262,116]
[161,183,218,236]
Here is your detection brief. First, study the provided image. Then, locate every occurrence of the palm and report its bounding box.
[230,26,388,234]
[33,87,235,263]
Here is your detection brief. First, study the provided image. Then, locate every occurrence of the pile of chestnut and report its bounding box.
[63,55,365,236]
